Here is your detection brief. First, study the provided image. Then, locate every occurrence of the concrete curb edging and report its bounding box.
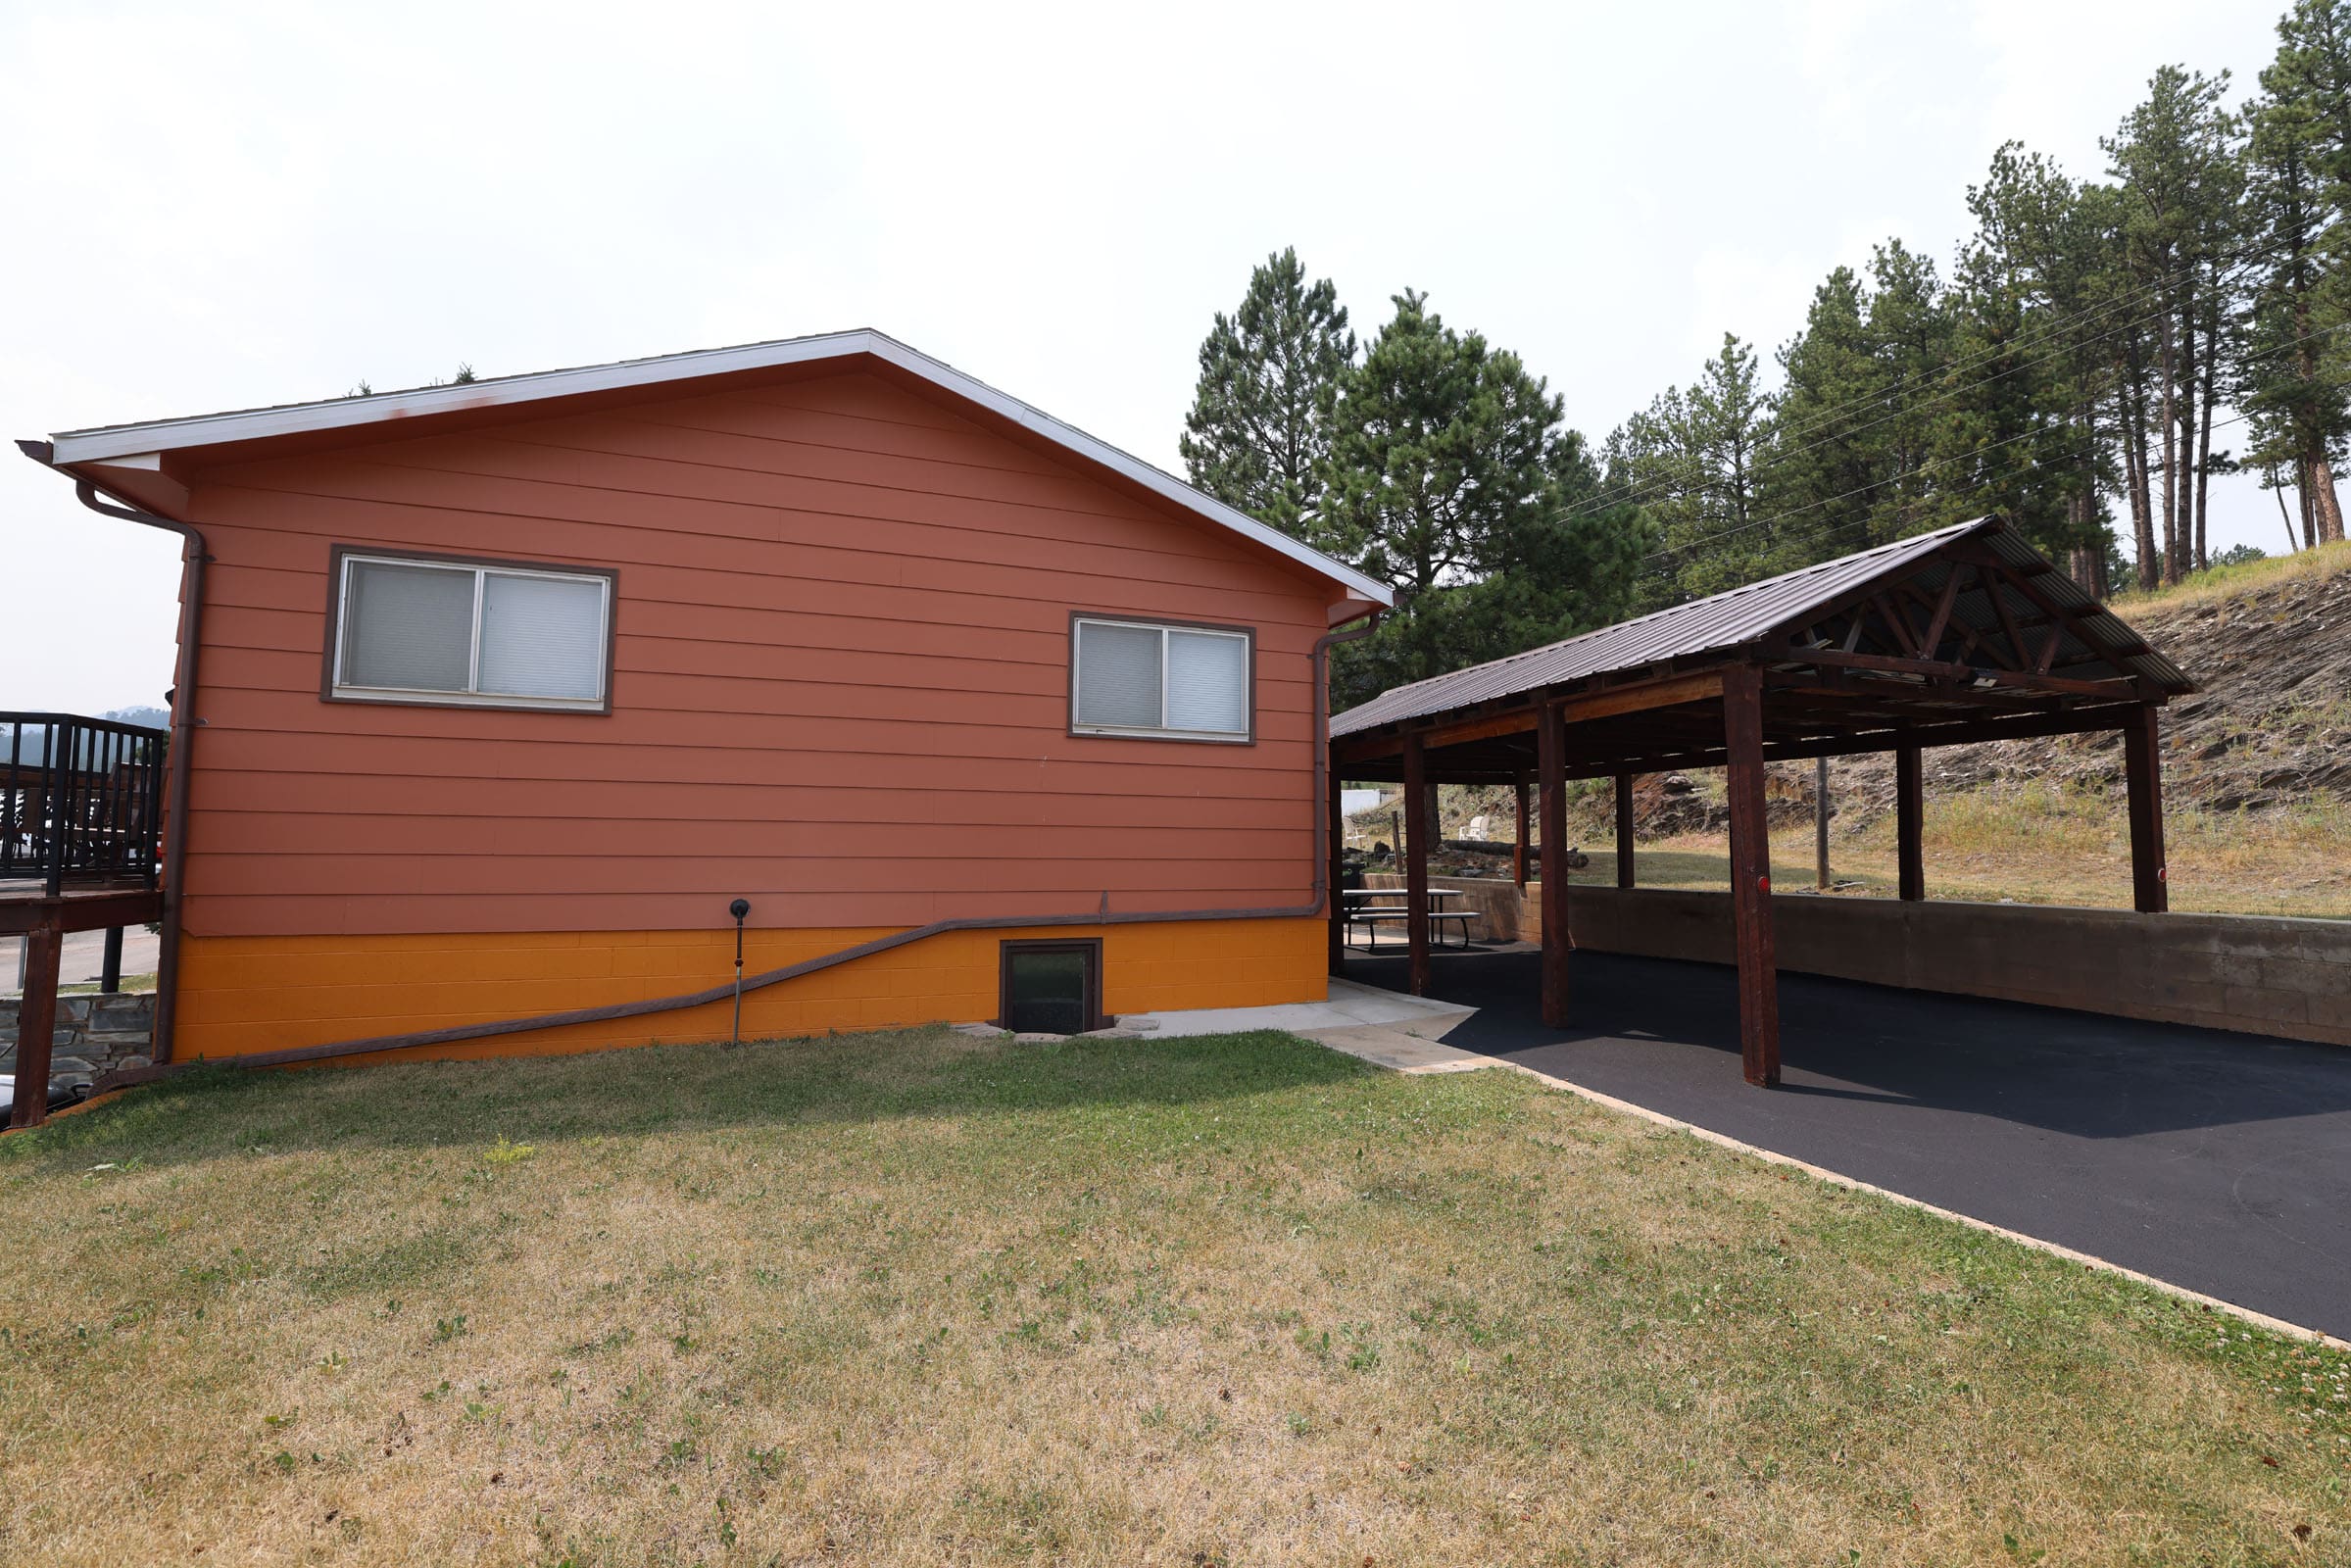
[1357,1039,2351,1353]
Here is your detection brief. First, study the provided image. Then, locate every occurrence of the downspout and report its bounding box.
[14,441,207,1064]
[101,604,1382,1077]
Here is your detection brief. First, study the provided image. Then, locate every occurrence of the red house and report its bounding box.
[24,331,1389,1069]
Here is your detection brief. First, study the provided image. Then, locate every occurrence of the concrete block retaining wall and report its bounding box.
[1364,872,2351,1048]
[0,993,156,1075]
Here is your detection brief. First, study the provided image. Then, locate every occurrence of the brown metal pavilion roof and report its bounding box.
[1333,516,2190,745]
[1330,515,2193,785]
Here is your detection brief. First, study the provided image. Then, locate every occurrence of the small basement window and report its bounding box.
[327,548,615,711]
[998,939,1104,1036]
[1071,615,1252,741]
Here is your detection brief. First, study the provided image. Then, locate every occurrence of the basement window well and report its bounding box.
[998,939,1104,1036]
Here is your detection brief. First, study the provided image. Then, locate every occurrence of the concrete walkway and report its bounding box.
[1125,978,1485,1069]
[1344,944,2351,1342]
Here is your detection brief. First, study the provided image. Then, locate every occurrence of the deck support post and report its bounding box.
[1722,665,1781,1087]
[2125,704,2169,913]
[8,922,62,1131]
[1327,756,1347,975]
[1539,703,1571,1028]
[1895,742,1925,903]
[101,927,123,995]
[1512,776,1531,889]
[1402,733,1431,996]
[1614,772,1636,890]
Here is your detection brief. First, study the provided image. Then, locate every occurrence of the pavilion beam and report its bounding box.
[1722,664,1781,1087]
[1402,733,1431,995]
[2124,704,2169,913]
[1895,743,1925,902]
[1614,772,1636,889]
[1513,775,1531,888]
[1539,703,1570,1028]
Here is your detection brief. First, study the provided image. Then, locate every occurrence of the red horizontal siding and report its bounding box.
[179,368,1338,937]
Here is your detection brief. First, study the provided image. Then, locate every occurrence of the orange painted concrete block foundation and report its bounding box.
[171,916,1329,1066]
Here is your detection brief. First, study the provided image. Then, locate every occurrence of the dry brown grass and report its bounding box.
[1,1028,2344,1565]
[2108,538,2351,615]
[1567,784,2351,918]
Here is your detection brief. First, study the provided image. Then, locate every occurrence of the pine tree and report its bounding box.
[1179,248,1356,542]
[2105,66,2243,580]
[1320,292,1646,707]
[2244,3,2351,541]
[1762,267,1886,561]
[1609,334,1782,601]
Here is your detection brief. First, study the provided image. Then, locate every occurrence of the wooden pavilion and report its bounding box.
[1327,515,2196,1086]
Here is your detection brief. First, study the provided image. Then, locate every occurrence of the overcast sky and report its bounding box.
[0,0,2292,714]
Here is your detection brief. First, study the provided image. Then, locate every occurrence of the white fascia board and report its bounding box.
[47,328,1394,607]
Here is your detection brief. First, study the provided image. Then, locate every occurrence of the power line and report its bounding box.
[1635,315,2351,568]
[1564,234,2295,529]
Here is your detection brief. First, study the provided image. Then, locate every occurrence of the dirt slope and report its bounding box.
[1832,551,2351,828]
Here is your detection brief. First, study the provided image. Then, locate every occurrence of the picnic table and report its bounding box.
[1341,887,1479,950]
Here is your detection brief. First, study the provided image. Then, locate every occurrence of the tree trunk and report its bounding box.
[2160,310,2182,585]
[2316,455,2347,543]
[2120,348,2159,592]
[2194,330,2218,573]
[2300,456,2319,551]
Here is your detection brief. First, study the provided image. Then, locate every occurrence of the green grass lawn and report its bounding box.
[2,1028,2344,1564]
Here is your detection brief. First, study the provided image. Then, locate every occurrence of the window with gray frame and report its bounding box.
[1070,616,1251,741]
[329,550,614,711]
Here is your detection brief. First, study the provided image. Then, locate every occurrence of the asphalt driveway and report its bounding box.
[1346,944,2351,1340]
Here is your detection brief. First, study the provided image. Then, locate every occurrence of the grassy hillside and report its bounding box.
[1,1030,2344,1564]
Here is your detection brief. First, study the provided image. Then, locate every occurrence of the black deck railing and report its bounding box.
[0,713,166,895]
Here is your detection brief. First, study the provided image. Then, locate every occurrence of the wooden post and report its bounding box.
[9,923,63,1131]
[1328,760,1348,974]
[1614,772,1636,890]
[1814,755,1831,892]
[1722,665,1781,1087]
[1895,742,1925,903]
[1539,704,1571,1028]
[2125,705,2169,913]
[1512,777,1531,889]
[1402,734,1431,996]
[101,927,123,994]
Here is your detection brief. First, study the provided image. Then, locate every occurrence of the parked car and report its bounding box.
[0,1055,97,1119]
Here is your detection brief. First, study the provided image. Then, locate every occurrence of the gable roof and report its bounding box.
[1331,515,2191,739]
[38,328,1392,608]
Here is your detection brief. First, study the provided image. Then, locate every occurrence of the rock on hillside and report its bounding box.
[1830,554,2351,828]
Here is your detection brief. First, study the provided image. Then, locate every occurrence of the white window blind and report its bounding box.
[1165,629,1248,733]
[342,562,476,693]
[1072,617,1249,740]
[334,554,611,710]
[1074,621,1162,729]
[479,572,606,699]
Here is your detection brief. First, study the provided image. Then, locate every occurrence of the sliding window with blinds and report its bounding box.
[1070,615,1253,742]
[328,548,615,712]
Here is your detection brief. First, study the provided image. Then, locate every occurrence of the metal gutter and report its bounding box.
[14,440,207,1064]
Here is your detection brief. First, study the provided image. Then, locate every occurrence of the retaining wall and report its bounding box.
[1365,873,2351,1048]
[0,992,156,1075]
